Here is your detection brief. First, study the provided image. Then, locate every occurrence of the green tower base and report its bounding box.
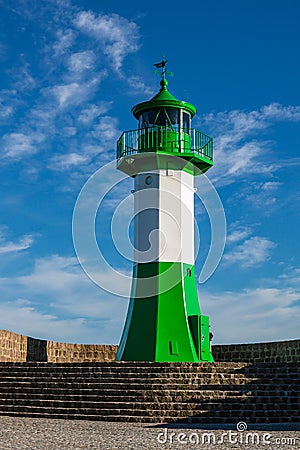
[116,262,214,362]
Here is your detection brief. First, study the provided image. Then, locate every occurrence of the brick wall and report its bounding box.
[1,329,299,363]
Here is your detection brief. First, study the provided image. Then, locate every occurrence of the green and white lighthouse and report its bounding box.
[115,57,214,362]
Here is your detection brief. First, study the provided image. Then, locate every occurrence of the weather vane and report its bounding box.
[154,54,173,80]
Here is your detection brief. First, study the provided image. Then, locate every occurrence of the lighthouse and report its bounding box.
[115,57,214,362]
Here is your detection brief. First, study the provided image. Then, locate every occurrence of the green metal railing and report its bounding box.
[117,126,213,161]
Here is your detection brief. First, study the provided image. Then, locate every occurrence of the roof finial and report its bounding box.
[154,54,173,89]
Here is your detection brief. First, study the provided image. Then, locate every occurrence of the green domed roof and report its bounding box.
[131,78,197,119]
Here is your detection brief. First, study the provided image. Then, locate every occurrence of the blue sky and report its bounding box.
[0,0,299,345]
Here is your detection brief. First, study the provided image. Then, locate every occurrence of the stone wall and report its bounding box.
[212,339,300,363]
[1,329,299,363]
[0,330,27,362]
[47,341,118,363]
[0,330,117,363]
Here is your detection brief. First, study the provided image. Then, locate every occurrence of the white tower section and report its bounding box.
[133,170,195,266]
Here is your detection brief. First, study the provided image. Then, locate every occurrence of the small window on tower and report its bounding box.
[139,111,158,128]
[145,175,153,186]
[166,109,179,131]
[155,109,169,127]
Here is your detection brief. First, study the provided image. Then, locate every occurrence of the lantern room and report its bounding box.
[117,76,213,177]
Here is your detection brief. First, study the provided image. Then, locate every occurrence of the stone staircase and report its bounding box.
[0,362,298,423]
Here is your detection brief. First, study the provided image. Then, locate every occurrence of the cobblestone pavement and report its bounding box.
[0,417,299,450]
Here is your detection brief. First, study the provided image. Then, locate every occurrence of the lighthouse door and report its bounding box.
[200,315,211,361]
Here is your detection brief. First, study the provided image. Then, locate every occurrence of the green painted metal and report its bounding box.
[116,126,213,175]
[115,66,214,362]
[132,78,197,119]
[117,79,213,175]
[115,262,214,362]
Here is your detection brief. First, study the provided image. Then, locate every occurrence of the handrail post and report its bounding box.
[122,132,126,156]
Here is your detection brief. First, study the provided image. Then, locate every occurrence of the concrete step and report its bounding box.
[0,370,297,379]
[0,398,299,415]
[0,362,298,424]
[0,363,298,370]
[0,401,297,414]
[1,390,297,401]
[0,380,298,392]
[0,410,297,424]
[0,405,298,423]
[0,385,299,401]
[0,384,298,395]
[0,362,298,373]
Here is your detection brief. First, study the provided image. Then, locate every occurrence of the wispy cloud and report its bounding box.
[0,254,129,343]
[43,74,106,110]
[226,225,251,244]
[52,28,76,57]
[233,180,283,212]
[127,75,154,96]
[0,229,34,254]
[77,102,112,125]
[0,88,20,122]
[67,50,96,73]
[92,116,120,145]
[49,152,90,170]
[223,223,276,268]
[10,62,36,92]
[0,101,13,119]
[2,132,45,159]
[48,114,120,171]
[202,281,300,344]
[0,2,144,177]
[261,103,300,121]
[223,235,276,268]
[73,11,141,72]
[0,299,96,343]
[199,102,300,186]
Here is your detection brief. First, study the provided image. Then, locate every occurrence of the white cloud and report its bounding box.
[53,28,76,57]
[199,102,300,186]
[49,152,90,170]
[60,126,77,137]
[279,267,300,285]
[0,230,34,254]
[0,300,95,343]
[44,72,106,109]
[127,76,154,96]
[261,181,282,191]
[223,235,276,268]
[78,102,112,125]
[92,115,120,145]
[0,100,13,119]
[47,81,89,109]
[2,132,45,159]
[0,255,129,343]
[12,63,36,91]
[74,11,140,72]
[226,226,251,244]
[203,102,300,140]
[202,283,300,344]
[28,105,57,132]
[241,180,283,210]
[261,103,300,121]
[67,50,96,73]
[1,253,298,344]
